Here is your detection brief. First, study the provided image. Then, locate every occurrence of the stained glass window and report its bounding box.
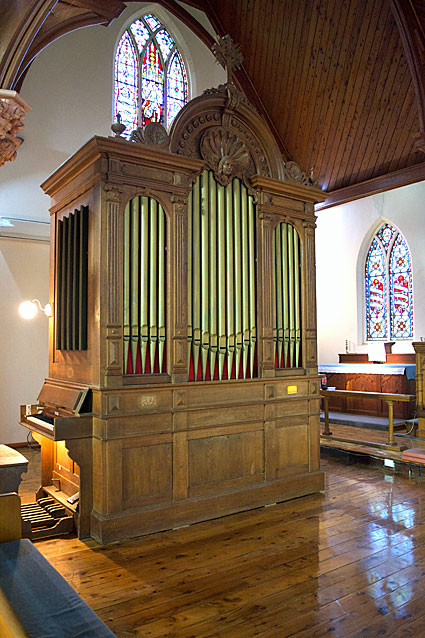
[365,224,413,340]
[114,14,188,138]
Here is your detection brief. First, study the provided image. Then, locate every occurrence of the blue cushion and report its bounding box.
[0,539,116,637]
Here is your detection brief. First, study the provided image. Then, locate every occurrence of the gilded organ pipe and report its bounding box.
[201,171,210,379]
[157,205,165,373]
[233,178,242,379]
[274,222,302,369]
[192,177,201,378]
[130,197,140,371]
[209,171,218,379]
[293,225,301,367]
[123,201,130,371]
[140,197,149,373]
[248,197,256,378]
[241,186,249,378]
[188,171,257,381]
[123,195,166,376]
[217,182,226,379]
[149,199,158,372]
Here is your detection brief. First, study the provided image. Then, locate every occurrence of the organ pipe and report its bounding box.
[217,182,226,380]
[140,197,149,373]
[56,206,88,352]
[188,170,257,381]
[123,195,166,375]
[274,222,302,369]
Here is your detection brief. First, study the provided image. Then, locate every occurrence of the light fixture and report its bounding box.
[19,299,52,319]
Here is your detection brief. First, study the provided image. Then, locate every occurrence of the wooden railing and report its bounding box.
[320,389,414,450]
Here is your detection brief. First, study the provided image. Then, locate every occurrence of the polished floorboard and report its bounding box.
[18,448,425,637]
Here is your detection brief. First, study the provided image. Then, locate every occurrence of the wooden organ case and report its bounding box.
[22,81,326,543]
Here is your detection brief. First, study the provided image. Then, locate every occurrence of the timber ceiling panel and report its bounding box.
[205,0,422,193]
[2,0,425,203]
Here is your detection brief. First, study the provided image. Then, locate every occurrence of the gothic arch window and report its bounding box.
[114,13,188,138]
[365,223,413,341]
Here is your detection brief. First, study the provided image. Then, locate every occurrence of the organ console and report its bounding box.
[21,73,327,543]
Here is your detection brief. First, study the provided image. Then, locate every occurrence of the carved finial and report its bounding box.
[111,112,126,137]
[212,35,243,83]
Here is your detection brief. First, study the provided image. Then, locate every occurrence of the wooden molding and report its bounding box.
[316,160,425,210]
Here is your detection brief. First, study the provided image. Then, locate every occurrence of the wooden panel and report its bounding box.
[275,422,309,472]
[265,399,309,420]
[188,430,264,490]
[173,404,263,430]
[53,441,79,496]
[173,382,264,409]
[122,443,172,504]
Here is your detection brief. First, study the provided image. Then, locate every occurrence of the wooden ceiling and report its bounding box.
[1,0,425,207]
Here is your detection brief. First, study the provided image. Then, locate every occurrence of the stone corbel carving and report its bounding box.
[0,90,30,168]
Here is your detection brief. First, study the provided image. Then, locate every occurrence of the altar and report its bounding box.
[319,357,416,419]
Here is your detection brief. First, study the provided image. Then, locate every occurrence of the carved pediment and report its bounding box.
[203,82,256,113]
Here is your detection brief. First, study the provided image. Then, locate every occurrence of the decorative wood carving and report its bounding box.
[211,34,243,83]
[170,83,284,181]
[131,122,170,149]
[200,127,251,186]
[0,90,30,167]
[284,161,312,187]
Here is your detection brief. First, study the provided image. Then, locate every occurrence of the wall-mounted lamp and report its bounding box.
[19,299,53,319]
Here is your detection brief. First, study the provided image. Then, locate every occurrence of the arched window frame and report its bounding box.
[365,223,414,341]
[114,12,189,138]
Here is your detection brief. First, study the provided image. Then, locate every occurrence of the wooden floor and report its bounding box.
[17,446,425,637]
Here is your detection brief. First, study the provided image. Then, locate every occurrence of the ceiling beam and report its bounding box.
[390,0,425,152]
[316,160,425,211]
[155,0,215,49]
[59,0,125,21]
[0,0,59,90]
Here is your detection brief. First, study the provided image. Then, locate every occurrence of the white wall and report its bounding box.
[0,238,49,444]
[0,3,224,444]
[316,182,425,363]
[0,2,226,224]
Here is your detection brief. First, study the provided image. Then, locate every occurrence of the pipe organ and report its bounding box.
[21,81,326,544]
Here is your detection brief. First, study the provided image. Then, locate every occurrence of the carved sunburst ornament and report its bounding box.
[200,128,251,186]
